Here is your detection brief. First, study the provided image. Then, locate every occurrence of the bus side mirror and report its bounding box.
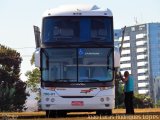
[114,49,120,68]
[33,25,41,48]
[35,48,41,67]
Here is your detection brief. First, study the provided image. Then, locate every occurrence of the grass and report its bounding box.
[113,108,160,114]
[0,111,45,117]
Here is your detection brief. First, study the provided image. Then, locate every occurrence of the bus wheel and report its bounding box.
[59,111,67,117]
[96,110,105,115]
[46,110,67,118]
[106,109,112,115]
[46,110,57,118]
[96,110,112,115]
[46,110,51,118]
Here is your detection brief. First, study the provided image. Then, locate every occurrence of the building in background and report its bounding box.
[154,76,160,104]
[114,23,160,104]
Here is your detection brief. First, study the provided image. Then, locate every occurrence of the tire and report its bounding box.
[96,109,112,115]
[46,110,57,118]
[96,110,105,115]
[106,109,112,115]
[46,110,67,118]
[59,111,67,117]
[46,110,51,118]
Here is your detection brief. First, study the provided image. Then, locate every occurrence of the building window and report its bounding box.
[131,27,135,31]
[139,25,145,31]
[158,33,160,39]
[139,27,143,31]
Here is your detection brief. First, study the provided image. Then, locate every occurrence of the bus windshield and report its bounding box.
[42,16,112,43]
[41,48,113,82]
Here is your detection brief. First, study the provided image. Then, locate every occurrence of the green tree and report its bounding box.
[115,72,125,108]
[25,68,40,99]
[0,44,29,112]
[115,83,125,108]
[134,92,153,108]
[25,53,40,100]
[155,100,160,108]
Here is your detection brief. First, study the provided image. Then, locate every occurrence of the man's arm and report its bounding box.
[119,72,128,83]
[123,77,128,83]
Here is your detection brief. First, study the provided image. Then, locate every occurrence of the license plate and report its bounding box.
[71,101,84,106]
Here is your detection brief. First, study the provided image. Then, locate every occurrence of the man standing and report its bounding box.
[120,71,134,114]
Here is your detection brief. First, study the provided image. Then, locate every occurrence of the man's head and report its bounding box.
[124,71,129,78]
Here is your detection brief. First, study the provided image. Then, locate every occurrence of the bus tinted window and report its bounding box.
[42,16,113,43]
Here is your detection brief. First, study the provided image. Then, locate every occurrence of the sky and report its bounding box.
[0,0,160,81]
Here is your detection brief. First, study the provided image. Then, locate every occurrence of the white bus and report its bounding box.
[34,4,120,117]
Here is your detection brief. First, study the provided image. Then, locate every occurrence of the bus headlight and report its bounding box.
[100,98,104,102]
[51,98,55,102]
[106,97,110,101]
[45,98,49,101]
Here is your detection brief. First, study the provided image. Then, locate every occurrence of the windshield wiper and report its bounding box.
[53,79,74,82]
[79,78,101,82]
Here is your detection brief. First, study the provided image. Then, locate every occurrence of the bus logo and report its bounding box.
[80,88,97,94]
[79,48,85,56]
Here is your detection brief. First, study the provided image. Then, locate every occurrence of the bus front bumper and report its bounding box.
[40,95,115,110]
